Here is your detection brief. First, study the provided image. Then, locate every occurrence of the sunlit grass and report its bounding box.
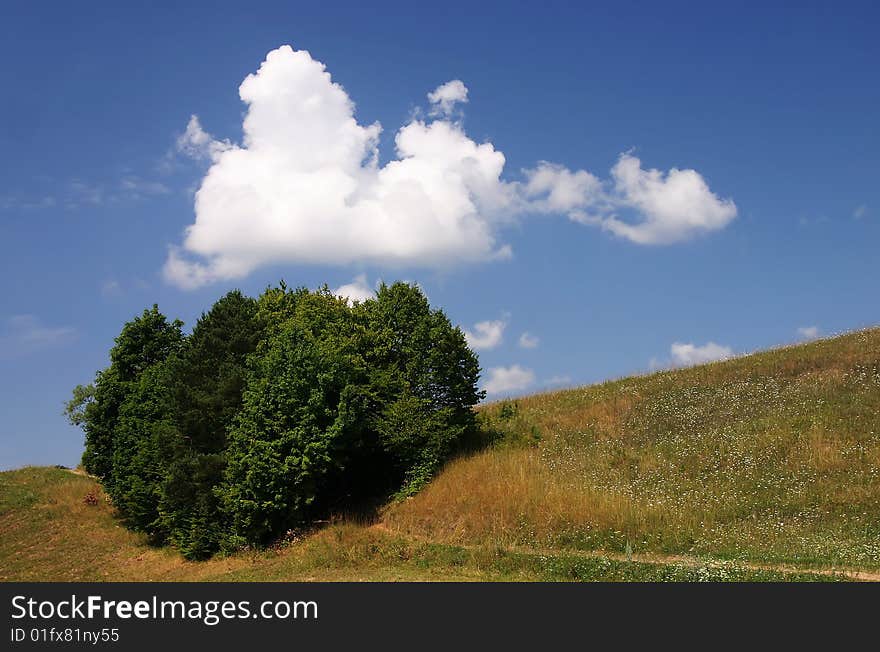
[384,328,880,569]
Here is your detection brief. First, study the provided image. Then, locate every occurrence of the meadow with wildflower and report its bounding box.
[385,328,880,571]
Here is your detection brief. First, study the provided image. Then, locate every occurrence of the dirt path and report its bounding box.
[517,545,880,581]
[372,524,880,581]
[63,467,97,479]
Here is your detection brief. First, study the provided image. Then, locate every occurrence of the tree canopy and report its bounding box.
[66,282,484,559]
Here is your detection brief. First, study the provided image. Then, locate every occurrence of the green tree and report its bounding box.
[218,288,371,546]
[160,451,226,559]
[63,383,95,428]
[364,282,484,493]
[67,283,485,556]
[109,359,181,539]
[172,290,262,454]
[159,290,263,558]
[110,305,186,383]
[72,305,184,482]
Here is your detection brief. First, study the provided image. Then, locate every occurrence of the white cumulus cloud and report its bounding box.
[595,155,738,245]
[522,162,602,214]
[166,45,737,289]
[463,317,507,350]
[483,364,535,395]
[670,341,734,367]
[518,332,539,348]
[332,274,375,304]
[427,79,468,116]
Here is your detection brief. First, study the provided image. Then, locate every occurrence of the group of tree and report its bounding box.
[65,282,484,559]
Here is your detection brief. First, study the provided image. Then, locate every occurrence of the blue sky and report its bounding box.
[1,1,878,470]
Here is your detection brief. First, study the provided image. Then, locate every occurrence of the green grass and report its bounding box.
[0,467,48,514]
[3,328,879,581]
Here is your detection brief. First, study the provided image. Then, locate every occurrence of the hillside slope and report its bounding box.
[385,328,880,569]
[3,328,879,581]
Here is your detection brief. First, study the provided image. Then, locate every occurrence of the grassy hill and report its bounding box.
[3,328,879,581]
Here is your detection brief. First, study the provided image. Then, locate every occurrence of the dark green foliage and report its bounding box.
[172,290,262,453]
[219,290,372,545]
[109,361,180,539]
[68,282,484,558]
[160,452,226,559]
[366,283,484,493]
[162,291,263,558]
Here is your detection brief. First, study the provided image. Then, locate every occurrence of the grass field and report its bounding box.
[3,328,879,581]
[387,327,880,572]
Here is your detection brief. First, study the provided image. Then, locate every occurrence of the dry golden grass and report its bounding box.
[385,447,675,548]
[0,468,499,582]
[799,424,847,473]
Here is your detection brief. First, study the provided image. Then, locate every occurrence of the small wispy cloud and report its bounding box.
[2,175,171,213]
[101,279,122,298]
[853,204,868,220]
[798,215,830,228]
[544,374,571,387]
[518,332,539,349]
[796,325,820,340]
[0,315,76,359]
[0,194,57,212]
[100,277,152,298]
[176,115,235,161]
[67,180,105,206]
[120,176,170,199]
